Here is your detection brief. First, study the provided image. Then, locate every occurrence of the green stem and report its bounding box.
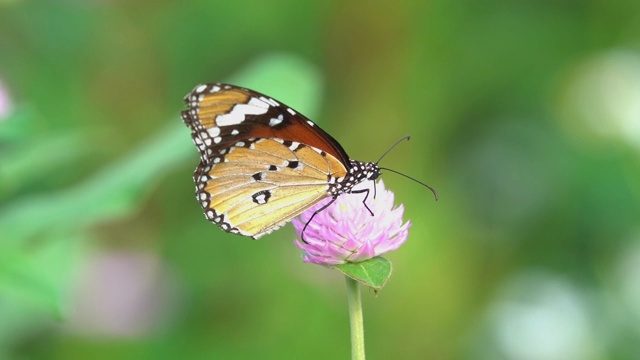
[346,276,365,360]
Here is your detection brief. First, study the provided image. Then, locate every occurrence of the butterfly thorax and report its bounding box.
[328,160,380,196]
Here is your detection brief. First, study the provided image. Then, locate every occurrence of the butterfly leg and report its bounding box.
[301,196,339,244]
[350,188,374,216]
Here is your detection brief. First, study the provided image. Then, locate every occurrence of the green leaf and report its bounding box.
[332,257,392,292]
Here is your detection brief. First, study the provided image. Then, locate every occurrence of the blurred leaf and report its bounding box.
[0,105,37,143]
[0,232,86,316]
[333,257,392,291]
[0,130,89,198]
[0,123,192,243]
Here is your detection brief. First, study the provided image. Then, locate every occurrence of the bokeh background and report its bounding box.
[2,1,640,359]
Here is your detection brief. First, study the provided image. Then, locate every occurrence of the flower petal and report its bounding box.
[294,180,411,266]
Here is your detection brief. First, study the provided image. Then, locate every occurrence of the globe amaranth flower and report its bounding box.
[293,180,410,266]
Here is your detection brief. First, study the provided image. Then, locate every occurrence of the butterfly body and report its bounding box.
[182,83,379,239]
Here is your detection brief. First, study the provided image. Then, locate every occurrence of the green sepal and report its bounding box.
[332,257,392,292]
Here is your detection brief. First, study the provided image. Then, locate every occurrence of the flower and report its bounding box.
[293,180,411,266]
[0,78,13,121]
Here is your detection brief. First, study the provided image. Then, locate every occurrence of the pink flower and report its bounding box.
[293,180,411,266]
[0,78,13,121]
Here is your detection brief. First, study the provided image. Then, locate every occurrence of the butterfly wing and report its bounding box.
[182,83,351,239]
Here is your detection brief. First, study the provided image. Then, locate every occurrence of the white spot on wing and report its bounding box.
[254,194,267,204]
[269,114,284,127]
[287,108,296,115]
[195,84,207,93]
[216,111,244,126]
[248,97,270,109]
[207,127,220,137]
[216,98,269,126]
[260,96,280,107]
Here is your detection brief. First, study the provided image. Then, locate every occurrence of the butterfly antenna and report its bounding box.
[379,167,439,201]
[376,135,411,165]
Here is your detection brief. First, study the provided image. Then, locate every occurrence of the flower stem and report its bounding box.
[346,276,365,360]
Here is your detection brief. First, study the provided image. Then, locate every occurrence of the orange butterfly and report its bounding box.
[181,83,384,239]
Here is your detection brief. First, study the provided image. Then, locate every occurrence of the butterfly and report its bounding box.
[181,83,432,240]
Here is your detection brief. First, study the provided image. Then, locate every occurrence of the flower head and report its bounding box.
[293,180,411,266]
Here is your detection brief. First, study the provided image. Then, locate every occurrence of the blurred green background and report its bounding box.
[2,1,640,359]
